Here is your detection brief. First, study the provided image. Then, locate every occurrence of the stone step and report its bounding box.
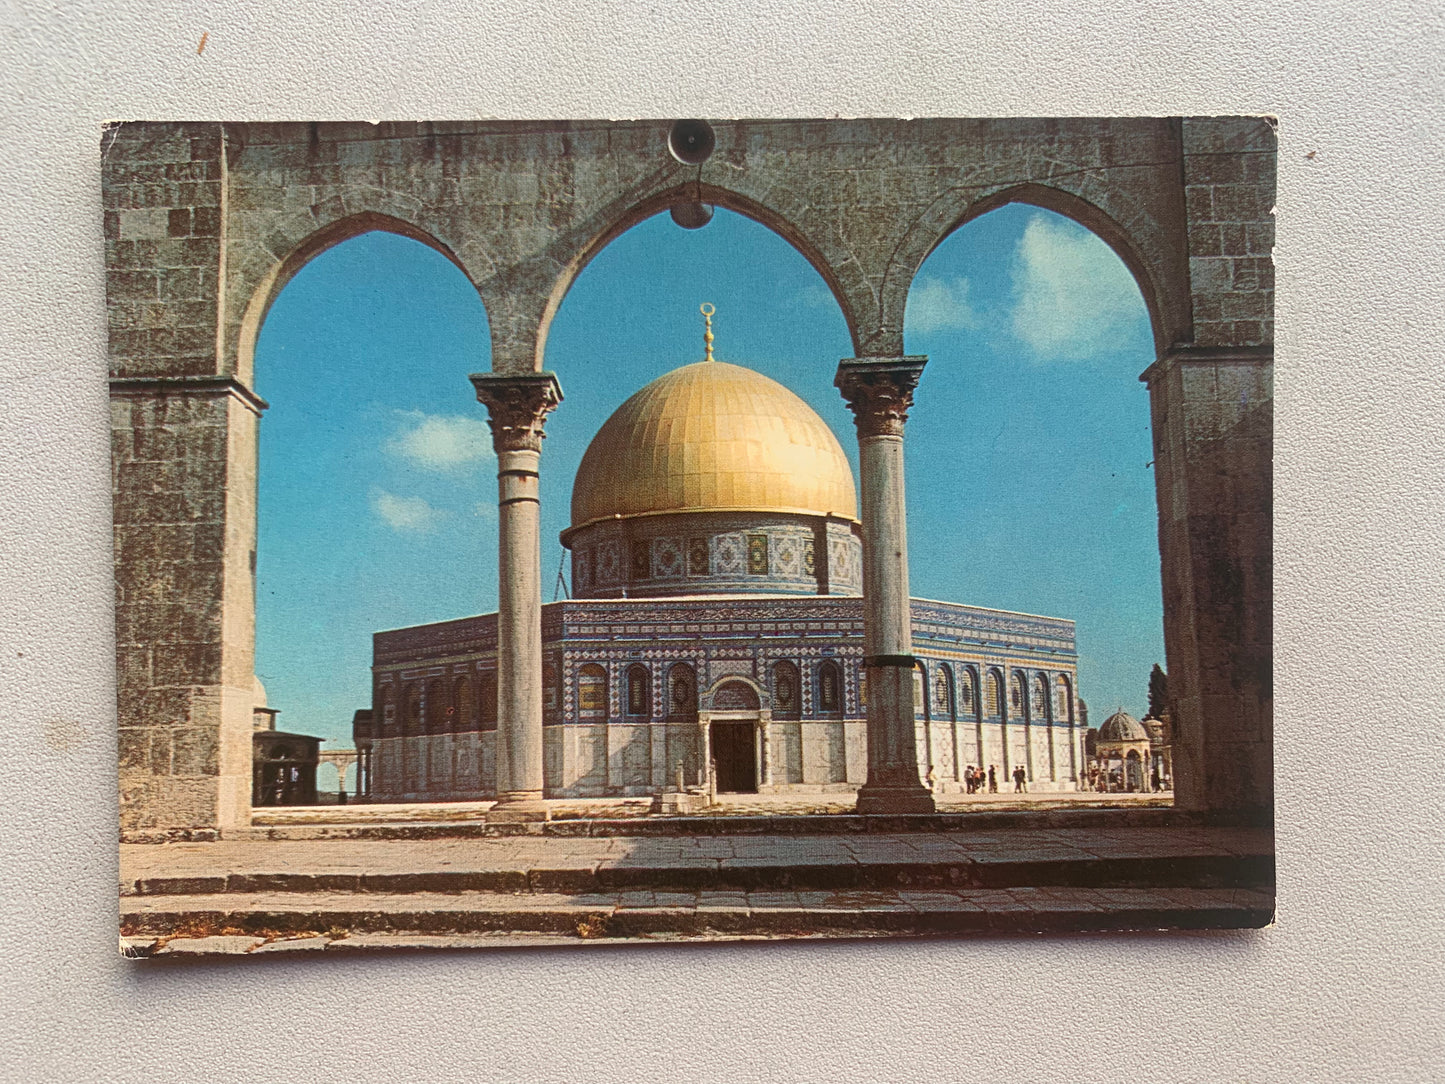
[239,805,1213,841]
[120,885,1275,954]
[125,849,1272,898]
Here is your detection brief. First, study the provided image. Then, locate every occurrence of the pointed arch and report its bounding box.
[705,676,763,713]
[534,185,865,371]
[235,211,481,385]
[884,181,1172,356]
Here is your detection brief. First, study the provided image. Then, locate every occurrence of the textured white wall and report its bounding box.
[2,2,1442,1081]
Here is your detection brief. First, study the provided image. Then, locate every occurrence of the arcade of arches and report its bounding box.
[105,118,1273,838]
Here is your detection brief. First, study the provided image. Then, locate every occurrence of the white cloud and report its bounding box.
[371,490,446,532]
[1008,214,1145,360]
[386,411,492,471]
[906,275,982,334]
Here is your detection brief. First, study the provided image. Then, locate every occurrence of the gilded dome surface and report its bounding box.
[570,361,858,530]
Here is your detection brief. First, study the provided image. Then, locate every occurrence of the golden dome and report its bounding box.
[570,360,858,530]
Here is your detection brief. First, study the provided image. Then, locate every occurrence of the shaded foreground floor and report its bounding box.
[121,819,1272,956]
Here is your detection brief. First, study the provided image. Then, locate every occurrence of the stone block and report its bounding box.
[1185,185,1213,222]
[153,642,224,686]
[171,725,221,775]
[1230,257,1274,292]
[1220,291,1273,320]
[1188,256,1233,294]
[117,728,151,771]
[1210,184,1271,224]
[1188,224,1222,257]
[107,269,159,301]
[1220,223,1249,257]
[1183,153,1244,186]
[118,208,174,241]
[1181,117,1276,156]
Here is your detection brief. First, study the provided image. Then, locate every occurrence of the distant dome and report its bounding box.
[1099,710,1150,742]
[569,360,858,531]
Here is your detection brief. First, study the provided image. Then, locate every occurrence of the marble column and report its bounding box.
[835,357,935,815]
[471,371,563,820]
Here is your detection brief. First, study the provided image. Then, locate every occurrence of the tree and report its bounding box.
[1147,663,1169,718]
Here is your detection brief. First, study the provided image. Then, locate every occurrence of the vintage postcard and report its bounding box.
[109,118,1274,955]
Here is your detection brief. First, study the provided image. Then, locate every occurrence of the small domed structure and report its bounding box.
[1099,709,1149,743]
[1093,709,1154,793]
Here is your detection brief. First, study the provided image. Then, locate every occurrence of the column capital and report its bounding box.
[470,371,564,453]
[834,356,928,438]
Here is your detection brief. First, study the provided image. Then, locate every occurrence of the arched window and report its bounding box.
[403,685,421,736]
[452,675,473,734]
[578,664,607,720]
[985,670,1002,716]
[933,663,955,718]
[667,663,697,720]
[818,660,842,714]
[426,678,447,734]
[626,665,651,717]
[1055,674,1072,720]
[772,660,800,719]
[959,667,977,717]
[479,671,498,731]
[1010,672,1025,714]
[377,685,395,733]
[1032,673,1050,720]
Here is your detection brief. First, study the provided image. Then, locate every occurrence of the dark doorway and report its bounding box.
[711,721,758,793]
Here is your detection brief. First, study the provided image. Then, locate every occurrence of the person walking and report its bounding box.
[988,765,997,793]
[1013,765,1027,793]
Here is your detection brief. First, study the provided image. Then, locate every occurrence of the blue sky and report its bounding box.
[254,205,1162,752]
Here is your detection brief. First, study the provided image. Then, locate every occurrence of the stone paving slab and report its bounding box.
[119,884,1274,955]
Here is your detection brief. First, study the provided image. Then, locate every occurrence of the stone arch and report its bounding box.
[235,210,482,386]
[885,182,1175,357]
[532,183,867,372]
[704,675,764,713]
